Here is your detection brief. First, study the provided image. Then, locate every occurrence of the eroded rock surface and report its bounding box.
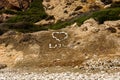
[0,0,32,11]
[0,19,119,68]
[42,0,120,22]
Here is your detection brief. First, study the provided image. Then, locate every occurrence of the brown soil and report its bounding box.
[0,19,120,69]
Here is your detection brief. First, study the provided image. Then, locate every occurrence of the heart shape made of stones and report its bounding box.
[52,32,68,42]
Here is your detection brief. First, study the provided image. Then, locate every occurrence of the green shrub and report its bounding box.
[0,22,48,33]
[1,4,120,32]
[0,9,17,14]
[49,21,72,30]
[8,22,48,33]
[6,0,47,23]
[75,15,91,25]
[48,8,120,30]
[6,14,47,23]
[92,8,120,23]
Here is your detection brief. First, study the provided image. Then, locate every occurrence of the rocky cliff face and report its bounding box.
[0,19,119,67]
[0,0,32,11]
[42,0,119,22]
[0,0,120,69]
[0,0,120,25]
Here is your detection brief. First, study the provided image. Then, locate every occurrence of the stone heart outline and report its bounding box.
[52,32,68,42]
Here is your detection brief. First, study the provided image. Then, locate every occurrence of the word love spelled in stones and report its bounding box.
[49,32,68,48]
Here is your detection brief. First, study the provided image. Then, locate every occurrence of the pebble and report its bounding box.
[0,70,119,80]
[82,57,120,71]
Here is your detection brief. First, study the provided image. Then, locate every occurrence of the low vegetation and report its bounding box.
[5,0,47,23]
[0,0,120,33]
[0,22,47,34]
[49,7,120,29]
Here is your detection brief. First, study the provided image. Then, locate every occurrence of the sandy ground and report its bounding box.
[0,44,120,80]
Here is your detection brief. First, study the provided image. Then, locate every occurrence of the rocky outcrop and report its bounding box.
[0,0,32,11]
[0,64,7,69]
[66,18,120,54]
[42,0,102,22]
[0,13,15,23]
[0,18,119,67]
[42,0,120,22]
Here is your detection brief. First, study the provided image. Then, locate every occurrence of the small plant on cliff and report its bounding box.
[6,0,47,23]
[49,7,120,29]
[92,8,120,24]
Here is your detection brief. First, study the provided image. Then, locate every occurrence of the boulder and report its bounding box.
[0,64,7,69]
